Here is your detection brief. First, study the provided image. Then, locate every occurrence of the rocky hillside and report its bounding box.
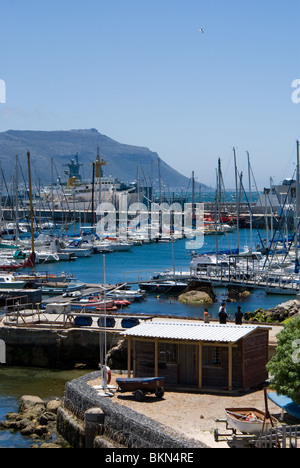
[0,128,210,191]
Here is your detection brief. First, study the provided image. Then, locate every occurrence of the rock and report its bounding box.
[5,412,19,421]
[238,290,251,298]
[245,300,300,323]
[228,286,251,299]
[178,290,214,305]
[38,442,62,448]
[46,399,62,415]
[107,340,128,370]
[38,412,56,426]
[34,425,50,437]
[19,396,45,413]
[184,281,216,301]
[1,394,66,448]
[21,422,37,436]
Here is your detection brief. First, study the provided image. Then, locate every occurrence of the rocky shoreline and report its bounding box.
[245,299,300,323]
[0,395,66,448]
[179,284,300,324]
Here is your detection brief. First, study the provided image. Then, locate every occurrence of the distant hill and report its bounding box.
[0,128,211,192]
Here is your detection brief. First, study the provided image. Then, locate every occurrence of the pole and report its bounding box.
[295,140,299,273]
[233,148,240,253]
[103,254,107,365]
[247,151,253,253]
[27,152,35,260]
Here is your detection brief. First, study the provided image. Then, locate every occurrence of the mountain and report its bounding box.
[0,128,210,191]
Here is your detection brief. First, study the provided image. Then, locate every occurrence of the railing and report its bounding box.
[194,265,300,293]
[256,425,300,448]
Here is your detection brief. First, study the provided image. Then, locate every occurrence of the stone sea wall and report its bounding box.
[58,372,207,449]
[0,326,120,369]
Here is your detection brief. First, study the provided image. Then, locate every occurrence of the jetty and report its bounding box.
[195,266,300,296]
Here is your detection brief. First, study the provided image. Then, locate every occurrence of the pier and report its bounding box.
[0,203,288,230]
[195,265,300,295]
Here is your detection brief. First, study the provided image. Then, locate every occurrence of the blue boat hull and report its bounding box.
[268,392,300,420]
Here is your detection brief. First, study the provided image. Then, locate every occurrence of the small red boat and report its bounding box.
[113,300,131,307]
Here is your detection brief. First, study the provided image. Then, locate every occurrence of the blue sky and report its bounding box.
[1,0,300,189]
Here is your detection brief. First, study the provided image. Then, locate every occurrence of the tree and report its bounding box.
[266,315,300,405]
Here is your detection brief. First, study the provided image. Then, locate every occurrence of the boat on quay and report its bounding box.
[70,299,117,312]
[139,279,188,294]
[12,271,72,287]
[41,281,86,296]
[106,288,145,302]
[214,407,278,439]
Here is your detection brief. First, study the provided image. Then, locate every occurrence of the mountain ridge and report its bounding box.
[0,128,211,191]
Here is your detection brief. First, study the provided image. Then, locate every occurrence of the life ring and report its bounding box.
[102,365,111,385]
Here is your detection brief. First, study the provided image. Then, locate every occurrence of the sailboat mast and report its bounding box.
[15,155,19,241]
[233,148,240,253]
[295,140,299,271]
[27,152,35,259]
[247,151,253,253]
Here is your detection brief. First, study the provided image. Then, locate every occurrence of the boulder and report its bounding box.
[245,300,300,323]
[19,396,45,413]
[1,395,64,447]
[46,399,62,415]
[38,412,56,426]
[107,339,128,370]
[178,290,214,306]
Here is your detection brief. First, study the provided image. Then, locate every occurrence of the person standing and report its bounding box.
[235,306,243,325]
[218,302,228,324]
[203,308,210,323]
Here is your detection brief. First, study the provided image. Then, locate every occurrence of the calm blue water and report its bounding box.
[0,225,293,447]
[33,226,294,318]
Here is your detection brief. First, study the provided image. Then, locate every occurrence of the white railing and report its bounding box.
[195,265,300,293]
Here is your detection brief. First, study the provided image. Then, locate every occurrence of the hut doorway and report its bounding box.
[179,344,197,385]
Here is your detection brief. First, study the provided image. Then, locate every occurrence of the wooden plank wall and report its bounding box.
[242,329,269,388]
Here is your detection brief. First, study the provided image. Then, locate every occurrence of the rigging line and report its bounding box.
[17,156,47,233]
[52,160,73,218]
[218,161,234,252]
[239,176,265,251]
[262,178,294,271]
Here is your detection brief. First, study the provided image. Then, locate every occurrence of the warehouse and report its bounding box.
[122,321,270,392]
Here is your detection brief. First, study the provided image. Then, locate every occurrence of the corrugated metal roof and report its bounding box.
[121,321,263,343]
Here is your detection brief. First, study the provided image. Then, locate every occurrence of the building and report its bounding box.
[121,321,270,392]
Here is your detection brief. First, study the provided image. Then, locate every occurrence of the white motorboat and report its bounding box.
[0,274,27,289]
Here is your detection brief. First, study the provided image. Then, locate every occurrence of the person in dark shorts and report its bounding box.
[235,306,243,325]
[218,302,228,324]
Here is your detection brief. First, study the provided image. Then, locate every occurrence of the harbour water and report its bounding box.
[0,226,294,447]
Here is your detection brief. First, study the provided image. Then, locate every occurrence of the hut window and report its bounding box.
[158,343,177,363]
[203,346,221,366]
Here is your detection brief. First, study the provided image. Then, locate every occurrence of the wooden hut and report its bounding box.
[121,321,270,391]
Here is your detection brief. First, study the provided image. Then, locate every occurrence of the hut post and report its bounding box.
[228,343,233,390]
[127,337,132,377]
[154,338,158,376]
[198,342,202,389]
